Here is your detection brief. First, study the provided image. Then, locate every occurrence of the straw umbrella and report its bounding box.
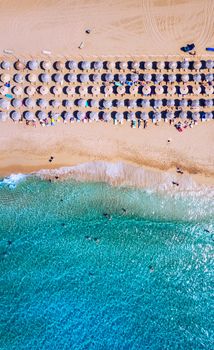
[93,61,103,70]
[179,111,187,119]
[155,74,164,83]
[130,74,139,83]
[168,61,177,70]
[37,111,47,121]
[205,85,213,95]
[104,86,113,95]
[76,111,85,121]
[167,85,176,95]
[1,73,10,83]
[53,73,63,83]
[193,61,202,70]
[25,98,36,108]
[192,112,200,121]
[14,60,25,70]
[143,73,152,82]
[181,74,189,83]
[192,85,201,95]
[81,61,91,70]
[144,61,152,70]
[0,111,8,121]
[54,61,64,71]
[191,100,200,108]
[142,85,151,96]
[180,85,189,95]
[130,85,138,95]
[90,99,99,108]
[78,99,87,107]
[118,74,126,83]
[206,60,214,70]
[14,73,24,83]
[39,86,49,95]
[154,100,162,109]
[80,74,89,83]
[63,112,72,122]
[103,100,112,109]
[24,111,34,121]
[40,73,51,83]
[11,111,21,121]
[156,61,165,70]
[89,111,99,121]
[63,100,73,108]
[193,74,202,83]
[67,61,78,70]
[179,99,188,107]
[91,86,100,95]
[167,99,175,107]
[26,85,36,96]
[117,86,125,95]
[205,99,213,107]
[116,99,124,108]
[168,74,176,83]
[105,73,114,82]
[141,99,150,108]
[180,60,189,70]
[28,60,38,70]
[131,61,139,70]
[119,62,127,70]
[155,85,164,95]
[205,74,213,82]
[102,112,111,122]
[127,112,136,121]
[51,100,61,108]
[66,73,77,83]
[41,61,52,71]
[92,74,101,83]
[53,86,62,95]
[0,86,9,95]
[27,73,37,83]
[128,99,137,108]
[65,86,75,95]
[79,86,88,96]
[0,98,10,109]
[115,112,124,123]
[13,85,23,96]
[1,61,11,70]
[37,99,48,108]
[106,61,115,70]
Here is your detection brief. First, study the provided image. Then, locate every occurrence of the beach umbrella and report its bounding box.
[51,112,60,121]
[81,61,90,70]
[92,74,101,83]
[79,74,89,83]
[166,99,175,107]
[191,100,200,108]
[1,61,11,70]
[153,111,161,121]
[193,74,202,83]
[127,112,135,121]
[168,61,177,70]
[91,86,100,95]
[156,61,165,70]
[90,99,99,108]
[144,61,152,70]
[179,99,188,107]
[106,61,115,70]
[167,85,176,95]
[51,100,61,108]
[118,74,126,83]
[54,61,64,71]
[193,61,202,70]
[24,111,34,121]
[180,60,189,70]
[180,85,189,95]
[192,112,200,121]
[105,73,114,82]
[205,99,213,107]
[25,98,36,108]
[76,111,85,121]
[205,85,213,95]
[78,99,87,107]
[11,110,21,121]
[166,111,174,121]
[1,73,10,83]
[142,85,151,95]
[181,74,189,83]
[93,61,103,70]
[117,86,125,95]
[143,74,152,82]
[28,60,38,70]
[41,60,52,71]
[67,61,78,70]
[14,60,25,70]
[115,112,124,123]
[141,112,149,121]
[102,112,111,122]
[40,73,51,83]
[119,62,127,70]
[128,99,137,108]
[63,100,74,108]
[27,73,37,83]
[179,111,187,119]
[37,99,48,108]
[79,86,88,95]
[104,86,113,95]
[14,73,24,83]
[13,85,23,96]
[53,86,62,95]
[65,86,75,95]
[89,111,99,121]
[155,85,164,95]
[206,60,214,69]
[205,74,213,82]
[131,61,139,70]
[130,74,139,83]
[39,86,49,95]
[192,85,201,95]
[26,85,36,96]
[0,86,9,95]
[168,74,176,83]
[154,100,162,108]
[116,99,124,108]
[129,85,138,95]
[141,99,150,107]
[53,73,63,83]
[205,112,213,120]
[103,100,112,109]
[37,111,47,120]
[0,111,8,121]
[63,112,72,121]
[66,73,77,83]
[155,74,164,83]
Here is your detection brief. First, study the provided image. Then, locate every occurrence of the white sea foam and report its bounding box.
[0,173,28,189]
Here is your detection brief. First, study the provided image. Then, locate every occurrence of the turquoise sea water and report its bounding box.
[0,175,213,350]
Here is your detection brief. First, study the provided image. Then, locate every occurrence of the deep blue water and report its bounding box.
[0,176,213,349]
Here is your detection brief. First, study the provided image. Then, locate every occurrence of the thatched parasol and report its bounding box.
[89,112,99,121]
[130,85,138,95]
[143,73,152,82]
[79,74,89,83]
[51,100,61,108]
[205,99,213,107]
[104,86,113,95]
[144,61,152,70]
[11,98,22,108]
[1,61,11,70]
[91,86,100,95]
[41,61,52,70]
[25,98,36,108]
[37,99,48,108]
[105,73,114,82]
[205,85,213,95]
[115,112,124,123]
[168,61,177,70]
[39,86,49,95]
[128,99,137,108]
[179,111,187,119]
[206,60,214,69]
[81,61,91,70]
[27,73,37,83]
[167,99,175,107]
[13,85,23,96]
[90,99,99,108]
[67,61,78,70]
[179,99,188,107]
[142,85,151,95]
[76,111,85,121]
[0,86,9,95]
[53,86,62,95]
[28,60,38,70]
[40,73,51,83]
[1,73,10,83]
[130,74,139,82]
[116,99,124,108]
[131,61,139,70]
[26,85,36,96]
[92,74,101,83]
[141,99,150,107]
[93,61,103,70]
[180,60,189,70]
[118,74,126,83]
[193,61,202,70]
[154,100,162,109]
[119,62,127,70]
[180,85,189,95]
[191,100,200,108]
[193,74,202,83]
[11,110,21,121]
[181,74,189,83]
[117,86,125,95]
[14,73,24,83]
[167,85,176,95]
[53,73,63,83]
[192,85,201,95]
[155,74,164,83]
[66,86,75,95]
[78,99,87,107]
[37,111,47,120]
[103,100,112,109]
[168,74,176,83]
[24,111,34,121]
[79,86,88,95]
[192,112,200,121]
[205,74,213,82]
[155,85,164,95]
[106,61,115,70]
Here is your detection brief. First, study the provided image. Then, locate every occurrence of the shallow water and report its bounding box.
[0,175,213,349]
